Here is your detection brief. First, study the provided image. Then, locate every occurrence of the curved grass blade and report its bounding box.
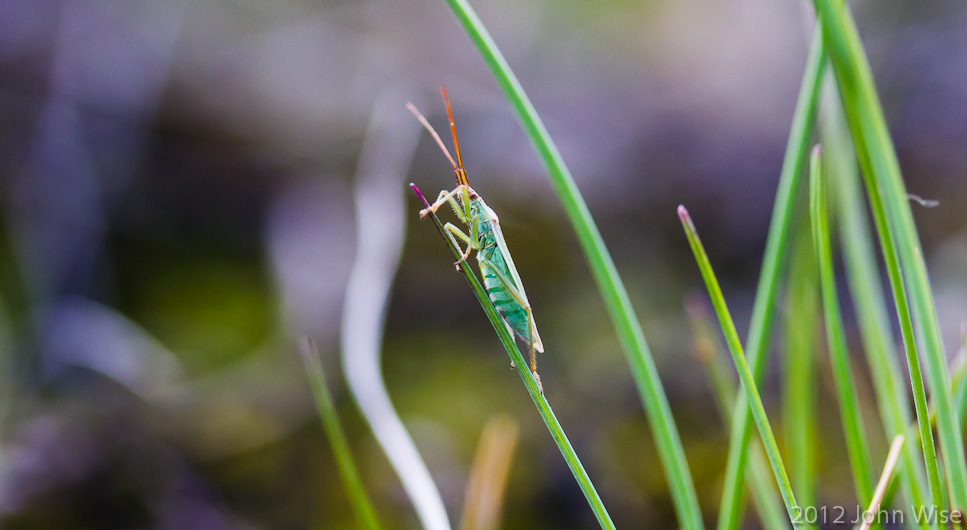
[813,0,967,511]
[687,298,790,530]
[438,2,702,527]
[822,85,933,527]
[879,353,967,506]
[881,360,967,509]
[412,183,616,530]
[901,359,967,462]
[859,436,905,530]
[717,25,826,530]
[679,206,802,528]
[299,339,382,530]
[782,225,818,528]
[809,146,874,504]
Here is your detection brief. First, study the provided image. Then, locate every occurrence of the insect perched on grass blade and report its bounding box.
[408,87,545,392]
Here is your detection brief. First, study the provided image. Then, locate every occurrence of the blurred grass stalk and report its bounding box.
[809,146,875,506]
[871,355,967,510]
[440,0,703,527]
[717,25,826,530]
[822,75,933,527]
[412,183,617,529]
[814,0,967,512]
[460,415,519,530]
[299,339,382,530]
[679,206,801,528]
[782,225,818,529]
[860,436,906,530]
[340,93,452,530]
[687,298,790,530]
[897,358,967,475]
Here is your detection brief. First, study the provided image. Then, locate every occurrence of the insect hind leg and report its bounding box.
[479,259,543,393]
[526,309,542,392]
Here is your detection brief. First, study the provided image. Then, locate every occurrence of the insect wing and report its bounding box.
[483,204,526,299]
[484,202,544,353]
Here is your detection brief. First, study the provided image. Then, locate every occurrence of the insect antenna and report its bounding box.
[406,102,459,171]
[440,87,468,187]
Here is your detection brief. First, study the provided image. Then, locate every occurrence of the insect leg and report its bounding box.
[444,191,470,225]
[527,310,542,393]
[421,185,469,218]
[460,185,472,221]
[443,223,474,265]
[478,259,543,393]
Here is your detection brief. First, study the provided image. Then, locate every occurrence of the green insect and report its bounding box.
[408,88,544,392]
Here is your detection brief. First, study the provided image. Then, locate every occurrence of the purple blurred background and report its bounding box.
[1,0,966,527]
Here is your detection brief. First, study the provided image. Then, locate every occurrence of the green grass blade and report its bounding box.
[679,206,801,528]
[439,2,702,528]
[812,0,963,510]
[299,339,383,530]
[782,226,818,527]
[884,359,967,509]
[687,299,790,530]
[809,145,875,504]
[956,351,967,426]
[717,25,826,530]
[822,83,933,528]
[412,184,616,530]
[686,296,740,424]
[902,360,967,453]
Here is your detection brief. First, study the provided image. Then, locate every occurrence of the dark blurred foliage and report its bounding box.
[0,0,966,528]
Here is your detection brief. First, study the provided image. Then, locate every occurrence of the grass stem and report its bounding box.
[859,436,905,530]
[716,24,826,530]
[782,225,819,529]
[814,0,967,510]
[679,206,801,528]
[687,298,790,530]
[299,339,382,530]
[809,145,875,505]
[438,1,703,527]
[822,81,933,527]
[413,183,616,529]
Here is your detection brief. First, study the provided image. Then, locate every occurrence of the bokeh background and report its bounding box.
[2,0,967,528]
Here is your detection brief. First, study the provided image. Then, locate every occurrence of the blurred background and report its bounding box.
[1,0,967,528]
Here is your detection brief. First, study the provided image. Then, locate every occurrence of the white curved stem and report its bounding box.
[341,90,452,530]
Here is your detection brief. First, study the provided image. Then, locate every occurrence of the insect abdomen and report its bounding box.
[478,239,531,340]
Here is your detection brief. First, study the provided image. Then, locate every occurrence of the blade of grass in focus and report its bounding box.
[717,25,826,530]
[679,206,801,528]
[880,355,967,509]
[901,359,967,467]
[813,0,967,510]
[809,146,875,505]
[412,183,616,530]
[299,339,382,530]
[687,298,790,530]
[438,1,702,527]
[782,225,818,528]
[821,80,933,527]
